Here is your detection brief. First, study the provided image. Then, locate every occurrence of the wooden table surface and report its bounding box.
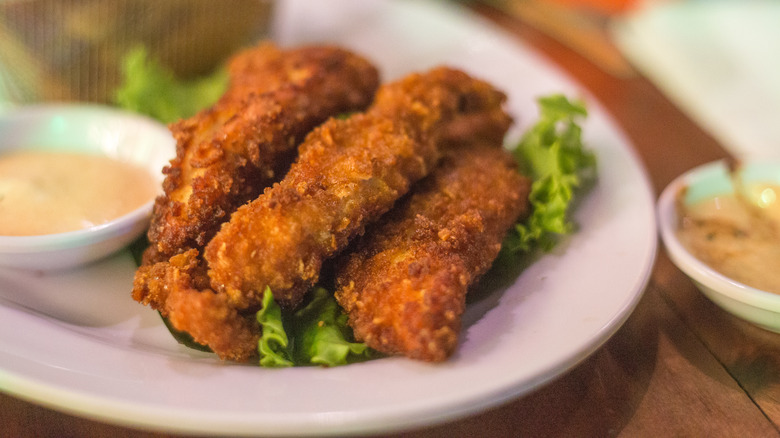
[3,3,780,437]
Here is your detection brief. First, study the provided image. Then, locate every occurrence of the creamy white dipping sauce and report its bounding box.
[676,183,780,295]
[0,150,158,236]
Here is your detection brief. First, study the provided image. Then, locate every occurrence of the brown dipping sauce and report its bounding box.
[676,182,780,295]
[0,150,158,236]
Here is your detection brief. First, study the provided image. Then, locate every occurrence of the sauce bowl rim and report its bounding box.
[0,103,173,269]
[657,159,780,311]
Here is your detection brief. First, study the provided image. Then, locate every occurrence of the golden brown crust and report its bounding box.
[132,57,520,363]
[134,250,260,362]
[146,43,380,262]
[204,67,512,310]
[334,143,531,362]
[132,43,380,361]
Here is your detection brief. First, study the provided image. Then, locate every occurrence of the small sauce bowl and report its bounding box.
[0,104,174,271]
[657,159,780,333]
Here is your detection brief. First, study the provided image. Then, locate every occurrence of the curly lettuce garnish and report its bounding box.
[114,47,228,123]
[507,94,596,252]
[291,288,372,366]
[256,288,373,368]
[256,287,295,367]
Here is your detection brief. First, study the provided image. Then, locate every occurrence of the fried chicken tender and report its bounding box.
[134,43,378,311]
[132,44,379,360]
[145,43,380,263]
[133,250,260,361]
[334,143,531,362]
[204,67,512,310]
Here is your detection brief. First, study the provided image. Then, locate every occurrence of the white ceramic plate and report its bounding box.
[0,0,657,436]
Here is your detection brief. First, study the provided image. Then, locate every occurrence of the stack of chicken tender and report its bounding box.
[132,42,531,363]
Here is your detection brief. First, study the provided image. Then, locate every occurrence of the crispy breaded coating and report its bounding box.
[132,44,379,361]
[334,143,531,362]
[204,67,511,310]
[133,250,259,361]
[146,43,380,262]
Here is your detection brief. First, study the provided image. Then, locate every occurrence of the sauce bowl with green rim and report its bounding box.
[657,159,780,333]
[0,104,174,271]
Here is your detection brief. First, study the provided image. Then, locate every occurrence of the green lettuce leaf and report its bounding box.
[255,287,372,367]
[114,47,228,124]
[256,287,294,367]
[508,94,597,252]
[290,287,372,367]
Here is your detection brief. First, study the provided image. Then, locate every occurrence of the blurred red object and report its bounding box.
[482,0,638,77]
[549,0,637,15]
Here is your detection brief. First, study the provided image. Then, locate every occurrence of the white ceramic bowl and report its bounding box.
[0,104,174,270]
[657,159,780,333]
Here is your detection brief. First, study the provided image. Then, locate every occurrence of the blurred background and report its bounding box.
[0,0,274,104]
[0,0,776,160]
[610,0,779,161]
[478,0,779,160]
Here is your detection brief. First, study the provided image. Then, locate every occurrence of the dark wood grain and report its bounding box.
[389,279,779,437]
[3,3,780,437]
[655,253,780,426]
